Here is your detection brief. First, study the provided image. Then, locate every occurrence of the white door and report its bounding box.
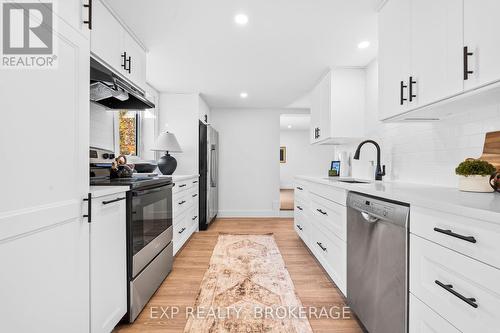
[463,0,500,90]
[90,0,124,71]
[410,0,463,107]
[0,4,90,333]
[91,193,127,333]
[378,0,411,120]
[122,32,147,89]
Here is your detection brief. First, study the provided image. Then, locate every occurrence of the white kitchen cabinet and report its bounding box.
[0,1,90,331]
[409,294,461,333]
[36,0,90,36]
[378,0,411,120]
[310,69,365,144]
[463,0,500,90]
[91,0,123,71]
[410,0,463,108]
[90,0,147,89]
[172,176,199,255]
[90,191,127,333]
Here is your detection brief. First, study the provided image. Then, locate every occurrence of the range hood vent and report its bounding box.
[90,57,154,110]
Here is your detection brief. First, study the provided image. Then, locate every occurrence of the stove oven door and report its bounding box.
[130,183,173,278]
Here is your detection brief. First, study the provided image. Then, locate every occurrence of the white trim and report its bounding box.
[279,210,294,218]
[217,210,280,218]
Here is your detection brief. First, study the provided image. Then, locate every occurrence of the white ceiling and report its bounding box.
[280,114,310,131]
[106,0,379,109]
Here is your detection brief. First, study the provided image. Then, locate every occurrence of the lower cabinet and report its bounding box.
[172,176,199,255]
[293,179,347,296]
[409,294,461,333]
[90,191,127,333]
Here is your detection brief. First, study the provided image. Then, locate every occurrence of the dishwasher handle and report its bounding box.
[361,211,379,223]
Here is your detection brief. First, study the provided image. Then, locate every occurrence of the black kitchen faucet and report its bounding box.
[353,140,386,181]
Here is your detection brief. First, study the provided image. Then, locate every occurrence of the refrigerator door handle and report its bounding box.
[210,146,216,187]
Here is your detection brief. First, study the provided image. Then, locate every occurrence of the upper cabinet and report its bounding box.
[379,0,500,121]
[310,69,365,145]
[90,0,147,89]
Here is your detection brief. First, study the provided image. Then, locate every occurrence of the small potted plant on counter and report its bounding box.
[455,158,496,192]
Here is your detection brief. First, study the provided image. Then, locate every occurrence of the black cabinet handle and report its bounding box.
[317,127,321,138]
[317,242,327,251]
[121,52,131,73]
[435,280,478,308]
[296,186,303,191]
[126,56,131,73]
[179,184,187,188]
[102,197,126,205]
[192,181,198,184]
[296,225,303,231]
[178,227,186,234]
[83,193,92,223]
[433,227,476,243]
[316,208,327,215]
[296,206,303,211]
[409,76,417,102]
[192,216,198,220]
[83,0,92,30]
[192,194,198,198]
[400,80,408,105]
[463,46,474,80]
[178,200,186,205]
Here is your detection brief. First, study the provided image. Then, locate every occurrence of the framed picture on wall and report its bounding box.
[280,146,286,163]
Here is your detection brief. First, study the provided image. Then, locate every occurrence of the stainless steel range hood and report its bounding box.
[90,57,155,110]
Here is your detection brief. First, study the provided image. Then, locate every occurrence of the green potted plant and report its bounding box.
[455,159,496,192]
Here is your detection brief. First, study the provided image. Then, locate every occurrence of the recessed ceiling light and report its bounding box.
[240,92,248,98]
[234,14,249,25]
[358,41,370,49]
[287,125,292,129]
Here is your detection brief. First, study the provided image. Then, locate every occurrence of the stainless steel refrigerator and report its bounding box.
[199,121,218,230]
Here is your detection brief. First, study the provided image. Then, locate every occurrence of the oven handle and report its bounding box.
[132,183,172,196]
[102,197,126,205]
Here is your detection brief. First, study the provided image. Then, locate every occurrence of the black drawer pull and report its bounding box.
[178,227,186,234]
[192,194,198,198]
[102,197,126,205]
[316,208,327,215]
[192,216,198,220]
[178,200,186,205]
[296,225,303,231]
[433,227,476,243]
[400,80,408,105]
[179,184,187,188]
[83,0,92,30]
[296,186,303,191]
[317,242,327,251]
[463,46,474,80]
[409,76,417,102]
[296,206,303,211]
[193,180,198,184]
[435,280,478,308]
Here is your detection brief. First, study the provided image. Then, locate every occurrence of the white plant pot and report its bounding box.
[458,175,494,193]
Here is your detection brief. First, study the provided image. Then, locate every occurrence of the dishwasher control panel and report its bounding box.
[348,192,410,226]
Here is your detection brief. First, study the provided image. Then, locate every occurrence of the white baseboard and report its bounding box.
[279,210,294,218]
[217,210,280,218]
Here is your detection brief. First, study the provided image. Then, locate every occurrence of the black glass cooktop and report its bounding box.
[90,176,172,190]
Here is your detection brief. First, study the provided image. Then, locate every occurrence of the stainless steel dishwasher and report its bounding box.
[347,192,410,333]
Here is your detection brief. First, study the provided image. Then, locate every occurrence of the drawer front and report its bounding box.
[308,182,346,206]
[294,183,309,202]
[310,193,346,241]
[173,190,194,218]
[173,179,193,194]
[173,211,189,254]
[410,234,500,333]
[310,223,347,295]
[409,294,461,333]
[294,209,309,242]
[411,206,500,269]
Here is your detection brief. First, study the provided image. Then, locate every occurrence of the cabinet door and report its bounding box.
[318,72,332,142]
[410,0,463,107]
[310,84,321,144]
[464,0,500,90]
[37,0,90,36]
[409,294,461,333]
[91,194,127,333]
[122,32,147,89]
[0,8,90,333]
[378,0,411,120]
[90,0,123,71]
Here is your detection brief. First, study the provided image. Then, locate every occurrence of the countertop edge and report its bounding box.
[90,186,129,198]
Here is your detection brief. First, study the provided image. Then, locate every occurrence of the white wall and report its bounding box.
[335,59,500,187]
[210,109,281,217]
[280,130,335,188]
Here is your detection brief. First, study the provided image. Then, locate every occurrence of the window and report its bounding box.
[118,110,139,156]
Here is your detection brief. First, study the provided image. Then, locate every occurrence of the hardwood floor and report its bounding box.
[115,218,363,333]
[280,189,294,210]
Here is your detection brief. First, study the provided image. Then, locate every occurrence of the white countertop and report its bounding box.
[90,186,129,198]
[296,176,500,223]
[165,174,199,181]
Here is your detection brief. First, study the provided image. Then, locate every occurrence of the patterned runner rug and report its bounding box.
[183,234,313,333]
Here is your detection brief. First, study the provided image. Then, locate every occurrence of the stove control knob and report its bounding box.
[109,153,115,159]
[102,153,109,159]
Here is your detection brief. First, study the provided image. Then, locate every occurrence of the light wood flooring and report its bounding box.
[280,189,294,210]
[115,218,363,333]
